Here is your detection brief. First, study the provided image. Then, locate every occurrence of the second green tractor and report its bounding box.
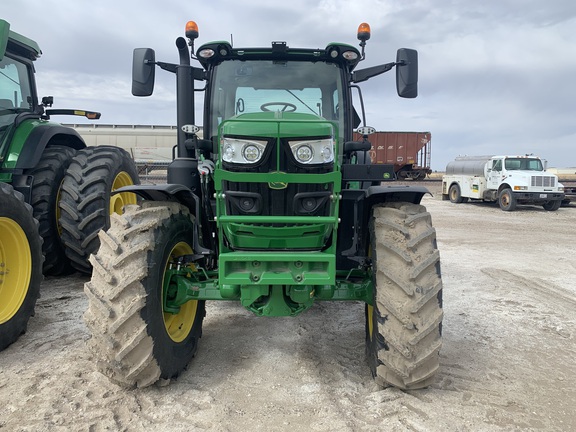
[84,21,443,390]
[0,19,139,350]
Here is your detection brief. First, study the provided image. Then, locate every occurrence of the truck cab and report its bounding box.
[443,155,565,211]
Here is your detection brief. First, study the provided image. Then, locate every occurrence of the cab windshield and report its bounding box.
[208,60,344,142]
[504,158,543,171]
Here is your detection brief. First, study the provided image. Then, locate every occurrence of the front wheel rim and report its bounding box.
[0,217,32,324]
[162,241,198,343]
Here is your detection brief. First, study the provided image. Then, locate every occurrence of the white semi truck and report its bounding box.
[442,155,565,211]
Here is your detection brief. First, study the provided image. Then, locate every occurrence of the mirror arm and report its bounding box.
[157,61,178,74]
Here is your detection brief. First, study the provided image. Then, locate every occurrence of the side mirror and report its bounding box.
[132,48,156,96]
[396,48,418,98]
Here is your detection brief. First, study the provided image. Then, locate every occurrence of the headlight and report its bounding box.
[221,137,268,164]
[289,138,334,164]
[513,186,528,191]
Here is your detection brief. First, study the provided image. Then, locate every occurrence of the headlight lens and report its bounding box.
[221,137,268,164]
[289,138,334,164]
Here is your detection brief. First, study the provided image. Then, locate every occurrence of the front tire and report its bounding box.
[498,188,517,211]
[59,146,139,274]
[0,183,43,351]
[542,200,561,211]
[84,201,205,388]
[366,202,443,389]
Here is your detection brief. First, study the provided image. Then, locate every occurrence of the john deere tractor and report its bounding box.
[0,18,139,277]
[85,21,443,390]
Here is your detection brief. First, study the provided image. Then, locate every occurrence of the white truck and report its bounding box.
[442,155,565,211]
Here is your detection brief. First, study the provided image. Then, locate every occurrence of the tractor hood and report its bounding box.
[219,112,335,141]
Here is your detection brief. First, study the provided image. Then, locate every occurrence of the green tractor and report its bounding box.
[0,182,43,351]
[85,21,443,390]
[0,18,139,277]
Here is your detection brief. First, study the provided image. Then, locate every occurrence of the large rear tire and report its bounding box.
[84,201,205,388]
[0,183,43,351]
[25,145,76,275]
[59,146,139,274]
[366,202,443,389]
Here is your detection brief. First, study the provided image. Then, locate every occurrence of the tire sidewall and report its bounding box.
[449,184,462,203]
[83,147,140,231]
[499,188,516,211]
[27,146,76,275]
[543,200,561,211]
[140,212,205,379]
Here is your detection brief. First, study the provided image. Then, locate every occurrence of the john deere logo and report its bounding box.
[383,173,391,179]
[268,172,288,189]
[269,181,288,190]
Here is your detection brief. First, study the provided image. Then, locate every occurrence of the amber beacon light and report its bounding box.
[357,23,371,42]
[185,21,199,40]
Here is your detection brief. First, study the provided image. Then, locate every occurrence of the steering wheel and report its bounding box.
[260,102,297,112]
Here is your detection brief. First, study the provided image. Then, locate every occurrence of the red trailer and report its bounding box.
[354,131,432,179]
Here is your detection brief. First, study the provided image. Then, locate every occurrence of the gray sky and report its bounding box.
[3,0,576,170]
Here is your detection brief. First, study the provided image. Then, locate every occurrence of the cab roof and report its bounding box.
[0,19,42,61]
[196,41,362,72]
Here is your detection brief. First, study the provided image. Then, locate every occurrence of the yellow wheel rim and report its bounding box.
[367,244,374,340]
[109,171,137,215]
[162,242,198,343]
[367,304,374,341]
[0,217,32,324]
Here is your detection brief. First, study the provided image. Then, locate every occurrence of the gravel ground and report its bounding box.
[1,182,575,431]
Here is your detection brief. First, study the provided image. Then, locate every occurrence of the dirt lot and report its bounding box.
[1,183,575,431]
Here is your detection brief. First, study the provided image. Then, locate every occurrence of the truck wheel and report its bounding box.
[25,145,76,275]
[448,184,464,203]
[366,202,443,389]
[498,188,517,211]
[542,200,561,211]
[0,183,43,351]
[59,146,139,274]
[84,201,205,388]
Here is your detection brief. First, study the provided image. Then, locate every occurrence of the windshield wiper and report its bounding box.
[285,89,319,115]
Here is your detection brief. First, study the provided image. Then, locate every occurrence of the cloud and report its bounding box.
[3,0,576,169]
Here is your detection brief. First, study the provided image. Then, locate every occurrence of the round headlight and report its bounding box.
[320,144,333,163]
[296,145,313,163]
[242,144,261,162]
[223,143,235,162]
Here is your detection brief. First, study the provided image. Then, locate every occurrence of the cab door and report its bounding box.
[486,158,503,189]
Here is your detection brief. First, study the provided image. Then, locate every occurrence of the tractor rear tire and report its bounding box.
[0,183,43,351]
[25,145,76,275]
[84,201,205,388]
[59,146,139,274]
[366,202,443,389]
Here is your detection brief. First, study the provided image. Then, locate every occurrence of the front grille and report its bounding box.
[223,137,334,217]
[531,176,555,187]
